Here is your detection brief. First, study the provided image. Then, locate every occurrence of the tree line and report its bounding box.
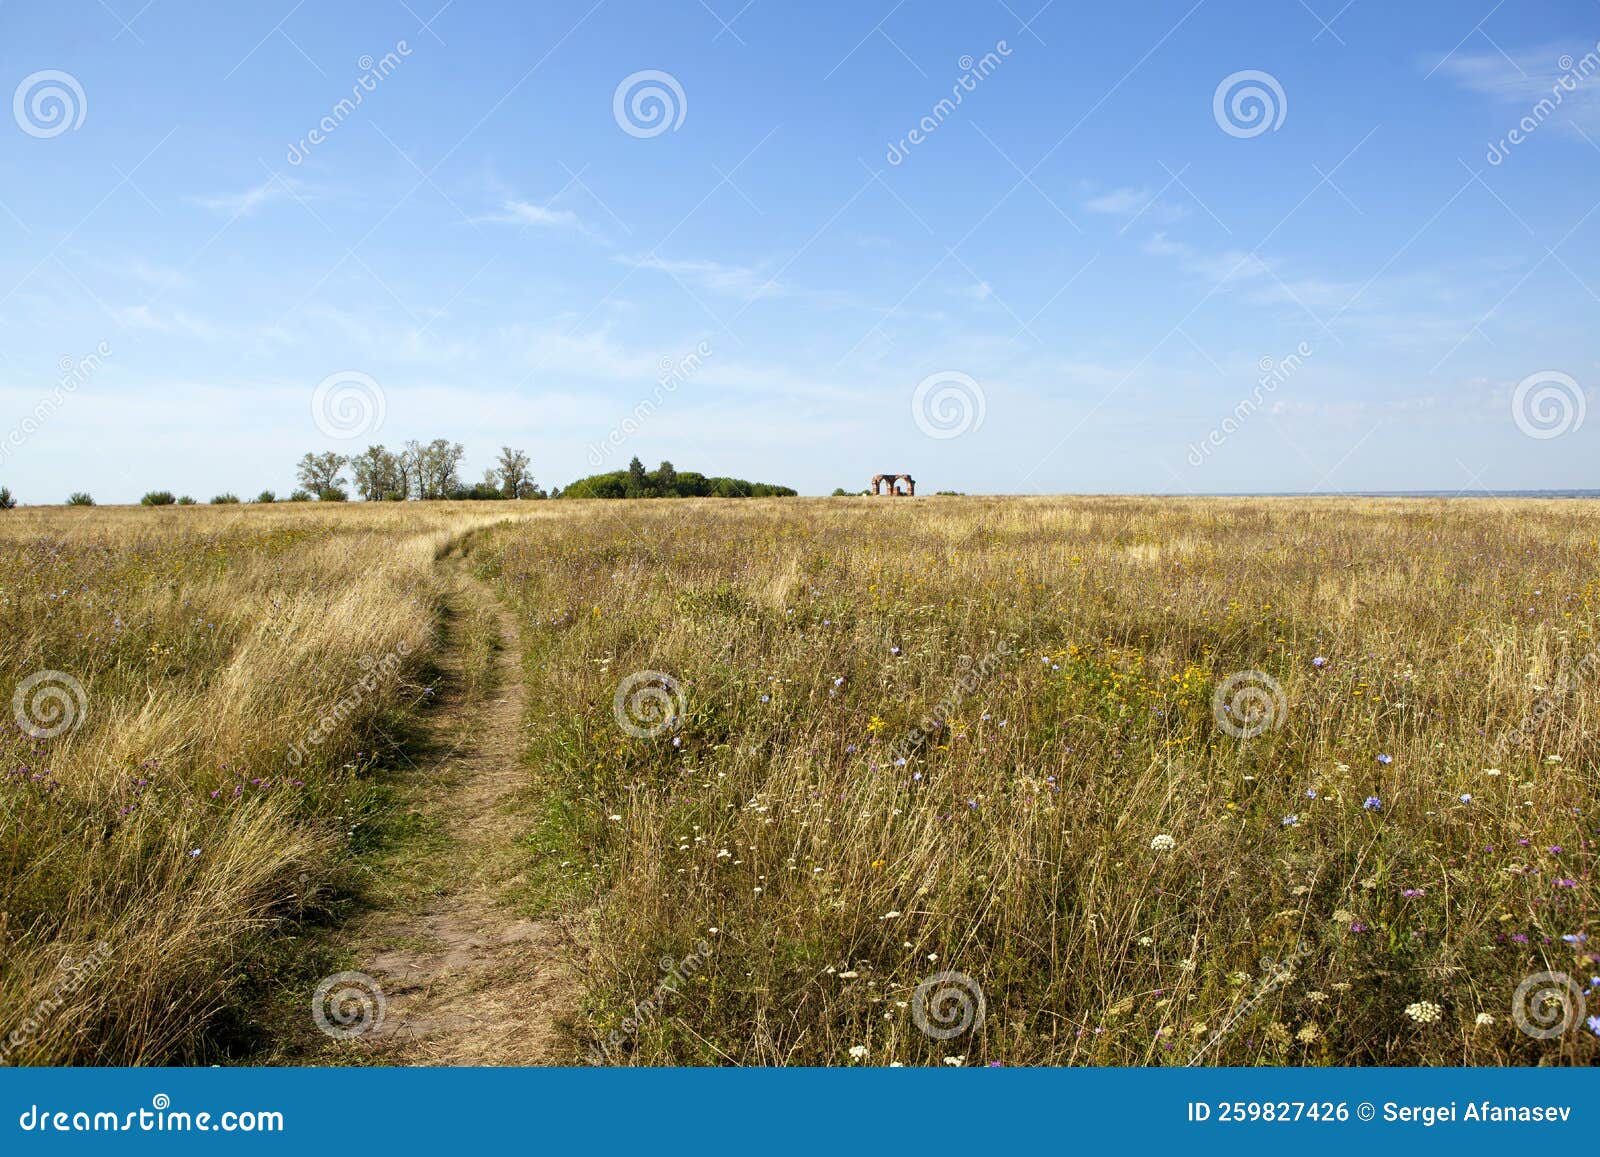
[1,452,798,507]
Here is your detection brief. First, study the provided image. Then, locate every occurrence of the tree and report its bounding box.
[352,444,403,502]
[417,439,464,499]
[494,446,531,499]
[66,492,95,506]
[656,460,678,496]
[626,455,648,498]
[0,487,15,510]
[296,451,349,501]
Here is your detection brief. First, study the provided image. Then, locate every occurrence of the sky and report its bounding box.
[1,0,1598,501]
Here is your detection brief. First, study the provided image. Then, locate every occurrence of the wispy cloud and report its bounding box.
[1085,186,1188,224]
[1432,43,1600,130]
[479,199,584,230]
[187,178,297,218]
[618,253,779,297]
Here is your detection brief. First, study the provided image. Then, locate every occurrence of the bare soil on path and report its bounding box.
[342,563,579,1064]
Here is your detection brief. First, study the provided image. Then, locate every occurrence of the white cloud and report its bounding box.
[187,178,296,217]
[1085,186,1188,224]
[480,199,583,230]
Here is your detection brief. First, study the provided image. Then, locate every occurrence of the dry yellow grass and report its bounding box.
[2,497,1596,1067]
[479,496,1599,1066]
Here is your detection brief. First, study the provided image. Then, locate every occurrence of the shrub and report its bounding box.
[287,489,312,502]
[140,490,176,506]
[0,487,14,510]
[254,490,277,504]
[210,493,241,505]
[176,496,197,506]
[66,493,95,506]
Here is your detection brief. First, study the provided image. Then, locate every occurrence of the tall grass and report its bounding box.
[0,503,502,1064]
[478,496,1598,1066]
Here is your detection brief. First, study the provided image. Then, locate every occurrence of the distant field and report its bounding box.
[2,498,1596,1065]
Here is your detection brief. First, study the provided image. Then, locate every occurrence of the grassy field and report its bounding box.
[2,497,1596,1065]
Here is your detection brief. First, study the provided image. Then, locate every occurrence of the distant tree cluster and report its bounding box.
[560,457,797,500]
[295,443,547,502]
[1,448,798,508]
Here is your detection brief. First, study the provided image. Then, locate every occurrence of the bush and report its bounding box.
[287,489,312,502]
[0,487,14,510]
[253,490,277,504]
[140,491,176,506]
[176,496,197,506]
[210,493,241,505]
[66,493,95,506]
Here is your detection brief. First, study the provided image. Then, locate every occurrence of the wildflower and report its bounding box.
[1376,754,1392,765]
[1306,991,1328,1004]
[1401,888,1425,898]
[890,646,901,655]
[1265,1022,1291,1045]
[1305,788,1317,799]
[1332,909,1355,923]
[880,910,901,919]
[942,1056,964,1066]
[1404,1000,1443,1024]
[848,1045,868,1060]
[927,953,938,962]
[838,971,859,979]
[1545,755,1562,764]
[188,848,201,857]
[1296,1024,1321,1043]
[1312,656,1328,668]
[1459,793,1472,804]
[1587,1016,1600,1038]
[1363,796,1382,811]
[1137,936,1153,947]
[608,814,622,822]
[1149,834,1176,852]
[1474,1013,1494,1028]
[1281,814,1300,828]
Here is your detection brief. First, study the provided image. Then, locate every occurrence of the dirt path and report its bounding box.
[345,563,579,1064]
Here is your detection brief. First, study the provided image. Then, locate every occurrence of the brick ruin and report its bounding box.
[869,473,916,496]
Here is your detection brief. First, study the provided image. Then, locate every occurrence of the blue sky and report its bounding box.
[2,0,1598,500]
